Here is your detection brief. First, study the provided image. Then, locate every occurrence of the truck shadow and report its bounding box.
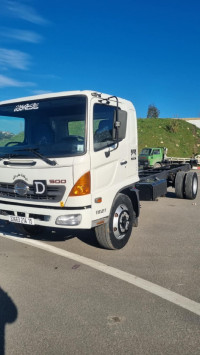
[0,288,18,355]
[33,227,101,248]
[166,191,178,199]
[0,221,102,249]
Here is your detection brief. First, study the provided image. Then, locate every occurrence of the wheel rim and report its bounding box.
[113,204,130,240]
[193,177,198,195]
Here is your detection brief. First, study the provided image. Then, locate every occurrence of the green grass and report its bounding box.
[1,119,200,158]
[0,132,24,147]
[138,118,200,157]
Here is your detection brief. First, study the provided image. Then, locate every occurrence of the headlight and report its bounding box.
[56,214,82,226]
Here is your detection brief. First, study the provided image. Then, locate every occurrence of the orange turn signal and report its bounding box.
[95,197,102,203]
[69,171,91,196]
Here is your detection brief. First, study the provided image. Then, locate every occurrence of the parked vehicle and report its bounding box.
[139,146,197,169]
[0,91,198,249]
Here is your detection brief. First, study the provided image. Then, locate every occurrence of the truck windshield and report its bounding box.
[140,148,152,155]
[0,95,86,159]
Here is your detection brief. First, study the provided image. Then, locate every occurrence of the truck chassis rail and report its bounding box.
[137,163,193,201]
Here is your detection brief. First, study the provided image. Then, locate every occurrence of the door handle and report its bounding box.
[120,160,127,165]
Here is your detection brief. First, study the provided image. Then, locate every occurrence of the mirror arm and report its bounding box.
[108,96,120,149]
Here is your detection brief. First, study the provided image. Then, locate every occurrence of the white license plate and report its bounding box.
[9,215,35,225]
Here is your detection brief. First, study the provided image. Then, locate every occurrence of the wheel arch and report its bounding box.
[118,186,140,218]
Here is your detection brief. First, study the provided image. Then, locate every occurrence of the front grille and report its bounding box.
[0,182,66,202]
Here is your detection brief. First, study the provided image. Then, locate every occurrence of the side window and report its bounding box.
[153,149,160,155]
[93,104,115,152]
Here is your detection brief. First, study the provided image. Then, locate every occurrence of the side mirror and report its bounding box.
[112,109,127,140]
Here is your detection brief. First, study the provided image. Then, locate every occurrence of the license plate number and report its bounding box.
[9,216,35,225]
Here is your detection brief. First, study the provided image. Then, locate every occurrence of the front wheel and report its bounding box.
[95,194,134,250]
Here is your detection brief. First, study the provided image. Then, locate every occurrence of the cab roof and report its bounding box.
[0,90,134,110]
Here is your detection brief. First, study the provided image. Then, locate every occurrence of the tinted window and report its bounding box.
[140,149,152,155]
[0,95,86,158]
[93,104,115,151]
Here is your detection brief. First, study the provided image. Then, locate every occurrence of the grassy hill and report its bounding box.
[138,118,200,157]
[0,132,24,147]
[0,120,200,158]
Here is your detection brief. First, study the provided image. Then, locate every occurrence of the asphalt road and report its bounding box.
[0,174,200,355]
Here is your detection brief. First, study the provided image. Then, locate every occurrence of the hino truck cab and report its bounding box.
[0,91,140,249]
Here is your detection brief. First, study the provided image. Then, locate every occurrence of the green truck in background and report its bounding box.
[139,147,197,169]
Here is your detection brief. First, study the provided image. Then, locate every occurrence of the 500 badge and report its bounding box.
[49,179,66,184]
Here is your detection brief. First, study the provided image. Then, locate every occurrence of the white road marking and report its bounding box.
[1,233,200,317]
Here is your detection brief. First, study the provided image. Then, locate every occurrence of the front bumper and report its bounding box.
[0,201,92,229]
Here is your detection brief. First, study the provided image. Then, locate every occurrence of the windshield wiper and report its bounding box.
[15,147,57,166]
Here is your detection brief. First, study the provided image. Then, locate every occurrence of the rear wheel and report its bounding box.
[185,171,198,199]
[175,171,186,198]
[95,193,134,250]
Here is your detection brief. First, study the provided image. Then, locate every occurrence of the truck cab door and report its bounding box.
[152,148,162,167]
[90,100,138,221]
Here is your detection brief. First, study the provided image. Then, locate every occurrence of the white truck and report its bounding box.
[0,91,198,249]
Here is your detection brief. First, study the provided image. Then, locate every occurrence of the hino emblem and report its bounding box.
[14,181,29,196]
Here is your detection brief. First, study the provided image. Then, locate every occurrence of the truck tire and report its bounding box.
[95,193,134,250]
[15,224,44,237]
[184,171,198,199]
[175,171,186,198]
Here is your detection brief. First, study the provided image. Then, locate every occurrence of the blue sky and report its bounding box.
[0,0,200,118]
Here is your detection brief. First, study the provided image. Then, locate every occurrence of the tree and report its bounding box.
[147,104,160,118]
